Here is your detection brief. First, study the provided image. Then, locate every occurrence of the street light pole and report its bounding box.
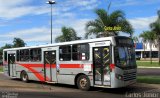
[46,0,56,44]
[50,3,53,44]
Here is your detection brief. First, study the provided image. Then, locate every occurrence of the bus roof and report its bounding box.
[3,36,129,51]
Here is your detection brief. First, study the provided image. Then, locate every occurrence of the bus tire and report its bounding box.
[77,75,90,91]
[21,71,29,83]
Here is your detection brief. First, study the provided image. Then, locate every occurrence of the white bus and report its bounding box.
[3,36,137,90]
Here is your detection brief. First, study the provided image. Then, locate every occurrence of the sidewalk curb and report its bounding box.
[138,66,160,68]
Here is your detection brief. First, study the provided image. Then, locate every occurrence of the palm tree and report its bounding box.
[140,31,156,64]
[55,26,80,42]
[150,10,160,65]
[139,32,148,60]
[147,31,157,64]
[13,38,26,48]
[85,8,133,38]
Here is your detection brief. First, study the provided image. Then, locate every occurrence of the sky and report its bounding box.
[0,0,160,47]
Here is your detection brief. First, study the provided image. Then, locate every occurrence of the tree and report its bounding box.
[139,32,148,60]
[0,37,25,59]
[0,44,13,60]
[55,26,80,42]
[139,31,157,64]
[147,31,157,64]
[0,38,25,61]
[13,38,26,48]
[1,44,13,49]
[150,10,160,65]
[132,36,139,43]
[85,8,133,38]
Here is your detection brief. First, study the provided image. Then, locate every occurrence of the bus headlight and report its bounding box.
[115,74,123,80]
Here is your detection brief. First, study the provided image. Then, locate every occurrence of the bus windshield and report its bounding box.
[115,46,136,68]
[114,37,136,69]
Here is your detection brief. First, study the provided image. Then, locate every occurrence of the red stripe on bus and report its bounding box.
[60,64,93,69]
[45,64,56,68]
[18,64,56,68]
[18,63,82,68]
[60,64,82,68]
[20,64,43,67]
[20,64,49,82]
[17,63,91,69]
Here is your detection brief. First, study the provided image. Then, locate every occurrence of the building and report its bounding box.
[135,43,158,59]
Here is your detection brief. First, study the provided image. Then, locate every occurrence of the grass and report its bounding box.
[137,76,160,84]
[136,61,160,67]
[0,66,3,72]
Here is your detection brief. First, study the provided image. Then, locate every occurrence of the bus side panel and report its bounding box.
[57,68,84,85]
[27,67,44,81]
[57,73,94,86]
[57,65,93,86]
[3,64,9,76]
[4,60,43,82]
[15,63,42,81]
[57,74,75,85]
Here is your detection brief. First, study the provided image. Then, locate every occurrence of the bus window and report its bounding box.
[59,45,71,61]
[16,50,19,61]
[30,48,41,62]
[72,44,89,60]
[20,49,29,61]
[4,51,7,61]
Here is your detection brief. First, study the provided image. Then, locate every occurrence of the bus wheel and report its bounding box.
[21,71,29,83]
[77,75,90,91]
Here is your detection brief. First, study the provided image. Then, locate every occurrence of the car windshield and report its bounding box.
[115,46,136,68]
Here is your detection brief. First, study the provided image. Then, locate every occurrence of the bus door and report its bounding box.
[93,47,111,86]
[8,53,16,77]
[44,51,57,82]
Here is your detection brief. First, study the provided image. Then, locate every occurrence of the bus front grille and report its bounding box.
[123,72,136,81]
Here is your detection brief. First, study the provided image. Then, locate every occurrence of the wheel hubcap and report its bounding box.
[23,74,27,81]
[80,78,87,88]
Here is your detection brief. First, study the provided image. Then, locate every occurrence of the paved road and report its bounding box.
[137,68,160,76]
[0,73,160,98]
